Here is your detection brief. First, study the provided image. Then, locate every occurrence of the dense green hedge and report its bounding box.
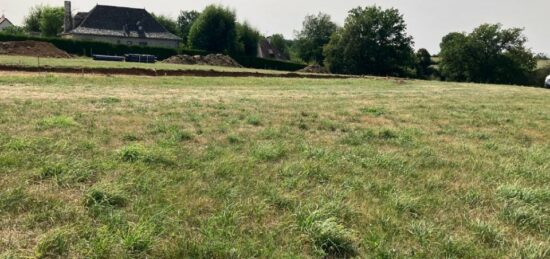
[0,33,306,71]
[0,33,178,59]
[234,56,306,71]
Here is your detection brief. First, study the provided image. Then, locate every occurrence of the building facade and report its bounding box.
[0,15,14,31]
[61,1,181,49]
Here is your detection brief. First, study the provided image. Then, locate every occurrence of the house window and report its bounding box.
[139,42,148,46]
[127,41,133,45]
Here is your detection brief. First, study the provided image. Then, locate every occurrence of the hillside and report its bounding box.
[0,72,548,258]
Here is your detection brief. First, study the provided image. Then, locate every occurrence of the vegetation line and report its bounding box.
[0,64,357,79]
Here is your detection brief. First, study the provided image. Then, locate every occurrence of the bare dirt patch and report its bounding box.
[0,64,353,79]
[163,54,243,68]
[0,41,71,58]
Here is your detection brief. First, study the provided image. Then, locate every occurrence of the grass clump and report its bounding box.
[394,195,422,218]
[360,107,385,116]
[85,184,127,208]
[122,133,140,142]
[496,185,549,232]
[99,97,121,104]
[37,116,78,129]
[119,144,145,162]
[252,142,286,161]
[246,115,262,126]
[471,220,504,248]
[35,229,70,258]
[0,187,31,213]
[299,210,357,257]
[227,134,242,144]
[171,129,194,142]
[38,163,67,180]
[122,222,156,255]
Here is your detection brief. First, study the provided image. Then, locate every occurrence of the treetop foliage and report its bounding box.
[187,5,239,54]
[324,6,415,76]
[439,23,536,85]
[295,13,338,64]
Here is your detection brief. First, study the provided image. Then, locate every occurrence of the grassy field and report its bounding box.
[0,55,287,74]
[0,72,549,258]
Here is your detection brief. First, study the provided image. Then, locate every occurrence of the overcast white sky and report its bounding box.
[1,0,548,54]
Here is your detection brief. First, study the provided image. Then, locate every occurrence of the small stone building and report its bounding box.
[0,15,14,31]
[61,1,180,49]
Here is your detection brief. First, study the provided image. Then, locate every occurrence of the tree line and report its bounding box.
[2,4,548,87]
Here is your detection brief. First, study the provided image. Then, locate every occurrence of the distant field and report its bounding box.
[0,55,286,74]
[0,73,548,258]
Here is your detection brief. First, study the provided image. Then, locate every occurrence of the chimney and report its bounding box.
[64,1,73,33]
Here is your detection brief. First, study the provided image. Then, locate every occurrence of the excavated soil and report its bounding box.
[0,41,71,58]
[0,64,355,79]
[163,54,242,67]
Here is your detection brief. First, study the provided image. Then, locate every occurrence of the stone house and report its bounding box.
[257,38,289,61]
[61,1,181,49]
[0,15,14,31]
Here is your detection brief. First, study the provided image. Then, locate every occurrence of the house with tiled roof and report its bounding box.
[61,1,180,49]
[257,38,289,61]
[0,15,14,31]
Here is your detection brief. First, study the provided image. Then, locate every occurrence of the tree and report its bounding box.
[152,14,179,36]
[187,5,238,53]
[24,5,44,32]
[39,7,64,37]
[236,22,260,56]
[416,48,433,79]
[295,13,337,64]
[177,10,200,44]
[324,6,415,76]
[24,5,64,36]
[438,32,470,81]
[439,24,536,85]
[269,34,290,58]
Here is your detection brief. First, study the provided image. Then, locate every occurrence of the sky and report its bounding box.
[1,0,549,55]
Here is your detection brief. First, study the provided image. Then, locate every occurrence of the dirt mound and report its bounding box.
[0,41,71,58]
[298,64,330,74]
[163,54,242,68]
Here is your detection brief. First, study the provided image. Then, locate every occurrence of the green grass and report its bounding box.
[0,55,287,74]
[0,72,549,258]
